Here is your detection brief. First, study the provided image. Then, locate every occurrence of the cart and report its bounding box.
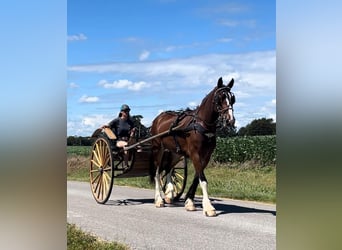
[89,126,188,204]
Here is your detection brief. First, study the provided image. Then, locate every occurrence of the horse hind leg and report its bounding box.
[154,166,165,207]
[184,175,199,211]
[162,149,177,204]
[164,172,175,204]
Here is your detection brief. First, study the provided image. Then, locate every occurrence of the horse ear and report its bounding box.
[217,77,223,88]
[227,78,234,88]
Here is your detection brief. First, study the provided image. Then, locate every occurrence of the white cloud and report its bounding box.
[69,82,79,88]
[68,50,275,134]
[197,3,249,15]
[218,19,256,28]
[139,50,150,61]
[67,33,87,41]
[67,114,112,136]
[98,79,150,91]
[165,46,177,52]
[218,20,238,27]
[188,101,198,108]
[82,115,104,126]
[79,95,99,103]
[259,98,276,122]
[217,38,233,43]
[68,51,275,90]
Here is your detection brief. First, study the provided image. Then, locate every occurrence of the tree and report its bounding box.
[238,118,276,136]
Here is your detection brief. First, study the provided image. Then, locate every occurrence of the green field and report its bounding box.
[67,144,276,203]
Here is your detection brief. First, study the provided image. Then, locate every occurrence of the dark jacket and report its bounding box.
[108,117,134,139]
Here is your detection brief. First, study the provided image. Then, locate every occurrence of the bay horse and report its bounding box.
[150,77,235,216]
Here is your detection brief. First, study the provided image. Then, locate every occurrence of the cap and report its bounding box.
[120,104,131,112]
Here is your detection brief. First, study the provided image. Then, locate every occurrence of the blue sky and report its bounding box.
[67,0,275,136]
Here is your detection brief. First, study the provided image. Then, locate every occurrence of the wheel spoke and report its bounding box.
[102,175,107,198]
[93,147,101,166]
[99,141,105,165]
[96,179,101,199]
[175,172,184,180]
[103,171,111,181]
[91,159,101,168]
[90,168,101,173]
[94,174,101,193]
[91,171,101,184]
[103,166,112,171]
[103,154,110,167]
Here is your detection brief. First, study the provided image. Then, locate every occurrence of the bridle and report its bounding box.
[191,86,236,131]
[213,87,235,113]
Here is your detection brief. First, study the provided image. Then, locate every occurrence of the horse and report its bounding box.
[150,77,235,216]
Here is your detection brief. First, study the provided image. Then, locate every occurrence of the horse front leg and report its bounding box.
[154,166,164,207]
[199,173,216,217]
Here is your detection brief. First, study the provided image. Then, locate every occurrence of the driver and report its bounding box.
[102,104,135,166]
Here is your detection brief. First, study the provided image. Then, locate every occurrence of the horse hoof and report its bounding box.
[185,204,196,211]
[204,210,217,217]
[155,202,165,208]
[164,197,173,204]
[185,199,196,211]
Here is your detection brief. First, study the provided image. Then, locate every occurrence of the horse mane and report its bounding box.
[164,107,194,116]
[197,87,217,110]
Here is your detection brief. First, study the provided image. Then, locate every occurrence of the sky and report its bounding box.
[67,0,275,136]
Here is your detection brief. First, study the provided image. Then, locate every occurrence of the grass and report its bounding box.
[67,223,129,250]
[67,154,276,203]
[203,163,276,202]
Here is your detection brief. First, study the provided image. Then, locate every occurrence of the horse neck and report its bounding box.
[196,90,218,130]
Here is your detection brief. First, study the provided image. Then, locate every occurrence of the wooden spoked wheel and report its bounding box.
[90,136,114,204]
[160,156,188,201]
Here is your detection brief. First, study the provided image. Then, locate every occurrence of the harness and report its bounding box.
[165,86,235,154]
[166,110,215,154]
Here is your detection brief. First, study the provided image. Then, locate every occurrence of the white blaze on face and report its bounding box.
[226,95,234,122]
[228,105,234,122]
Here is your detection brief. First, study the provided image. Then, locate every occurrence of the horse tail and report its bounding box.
[148,151,156,184]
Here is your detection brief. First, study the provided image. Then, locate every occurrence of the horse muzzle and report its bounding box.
[228,117,235,127]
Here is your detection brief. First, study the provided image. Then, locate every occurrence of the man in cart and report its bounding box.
[101,104,136,165]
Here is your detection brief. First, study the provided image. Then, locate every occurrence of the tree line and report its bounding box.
[67,115,276,146]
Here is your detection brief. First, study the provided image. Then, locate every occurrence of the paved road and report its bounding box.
[67,181,276,250]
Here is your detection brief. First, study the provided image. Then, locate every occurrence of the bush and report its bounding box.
[213,136,276,166]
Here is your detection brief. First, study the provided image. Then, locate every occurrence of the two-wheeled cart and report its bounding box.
[89,126,187,204]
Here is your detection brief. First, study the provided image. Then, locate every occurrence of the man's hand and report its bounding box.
[130,127,136,137]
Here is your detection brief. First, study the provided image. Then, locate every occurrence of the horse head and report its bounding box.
[214,77,236,127]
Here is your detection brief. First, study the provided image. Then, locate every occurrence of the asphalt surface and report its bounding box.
[67,181,276,250]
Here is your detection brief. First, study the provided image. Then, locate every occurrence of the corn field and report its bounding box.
[67,135,276,166]
[212,136,276,166]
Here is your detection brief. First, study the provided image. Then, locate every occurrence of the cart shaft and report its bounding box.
[124,125,182,151]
